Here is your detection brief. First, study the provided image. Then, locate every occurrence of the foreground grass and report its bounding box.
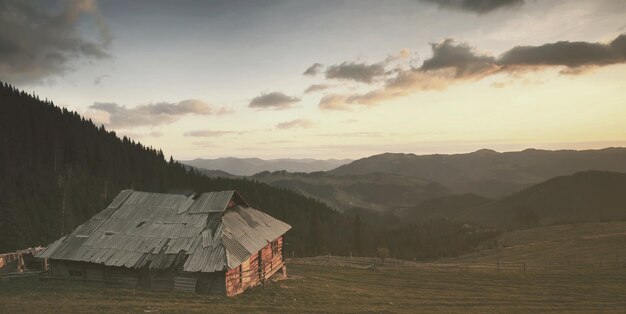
[1,263,626,313]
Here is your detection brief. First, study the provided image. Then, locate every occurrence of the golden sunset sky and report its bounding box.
[3,0,626,159]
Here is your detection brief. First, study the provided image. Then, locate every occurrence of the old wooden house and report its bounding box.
[36,189,291,296]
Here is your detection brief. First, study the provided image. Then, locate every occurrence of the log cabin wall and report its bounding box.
[225,236,285,297]
[261,236,284,280]
[225,251,260,296]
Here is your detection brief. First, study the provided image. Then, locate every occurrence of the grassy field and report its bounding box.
[443,221,626,270]
[1,263,626,313]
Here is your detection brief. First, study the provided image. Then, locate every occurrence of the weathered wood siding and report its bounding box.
[49,260,87,279]
[225,236,285,296]
[150,270,175,291]
[174,272,197,292]
[84,263,105,281]
[109,266,139,287]
[195,271,226,294]
[261,236,284,280]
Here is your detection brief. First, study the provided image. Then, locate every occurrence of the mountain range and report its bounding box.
[330,148,626,198]
[182,157,352,176]
[406,170,626,229]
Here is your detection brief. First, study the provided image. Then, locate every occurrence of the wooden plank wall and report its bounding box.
[174,272,197,292]
[225,236,285,297]
[261,236,284,280]
[225,251,260,296]
[195,271,226,294]
[109,266,139,287]
[150,270,174,291]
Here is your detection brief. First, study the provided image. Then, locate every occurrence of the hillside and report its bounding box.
[331,149,626,197]
[0,82,352,255]
[253,171,451,213]
[182,157,351,176]
[462,171,626,229]
[444,221,626,270]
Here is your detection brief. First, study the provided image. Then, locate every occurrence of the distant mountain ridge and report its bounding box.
[182,157,352,176]
[253,171,451,213]
[404,171,626,229]
[331,148,626,197]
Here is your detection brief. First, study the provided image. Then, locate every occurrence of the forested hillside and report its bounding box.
[0,82,350,255]
[0,82,494,260]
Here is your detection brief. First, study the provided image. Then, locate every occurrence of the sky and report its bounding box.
[1,0,626,160]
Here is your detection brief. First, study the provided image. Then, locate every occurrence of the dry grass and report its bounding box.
[1,263,626,313]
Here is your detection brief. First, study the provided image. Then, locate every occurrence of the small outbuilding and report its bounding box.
[36,189,291,296]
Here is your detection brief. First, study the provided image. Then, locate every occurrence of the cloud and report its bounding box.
[276,119,314,130]
[93,74,110,85]
[183,130,245,137]
[0,0,112,84]
[334,33,626,107]
[499,35,626,68]
[420,0,525,14]
[90,99,232,128]
[384,48,412,63]
[249,92,300,110]
[303,63,324,76]
[319,94,352,111]
[304,84,333,94]
[420,39,497,78]
[325,61,386,83]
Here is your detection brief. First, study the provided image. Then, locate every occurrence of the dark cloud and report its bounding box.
[304,84,333,94]
[0,0,111,84]
[499,34,626,68]
[420,0,525,14]
[325,61,386,83]
[276,119,314,130]
[90,99,232,128]
[420,39,497,77]
[249,92,300,110]
[332,34,626,107]
[303,63,324,76]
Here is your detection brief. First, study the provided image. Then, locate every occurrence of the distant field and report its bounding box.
[1,263,626,313]
[443,221,626,270]
[2,222,626,313]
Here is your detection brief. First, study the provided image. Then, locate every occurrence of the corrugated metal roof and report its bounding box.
[36,189,290,272]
